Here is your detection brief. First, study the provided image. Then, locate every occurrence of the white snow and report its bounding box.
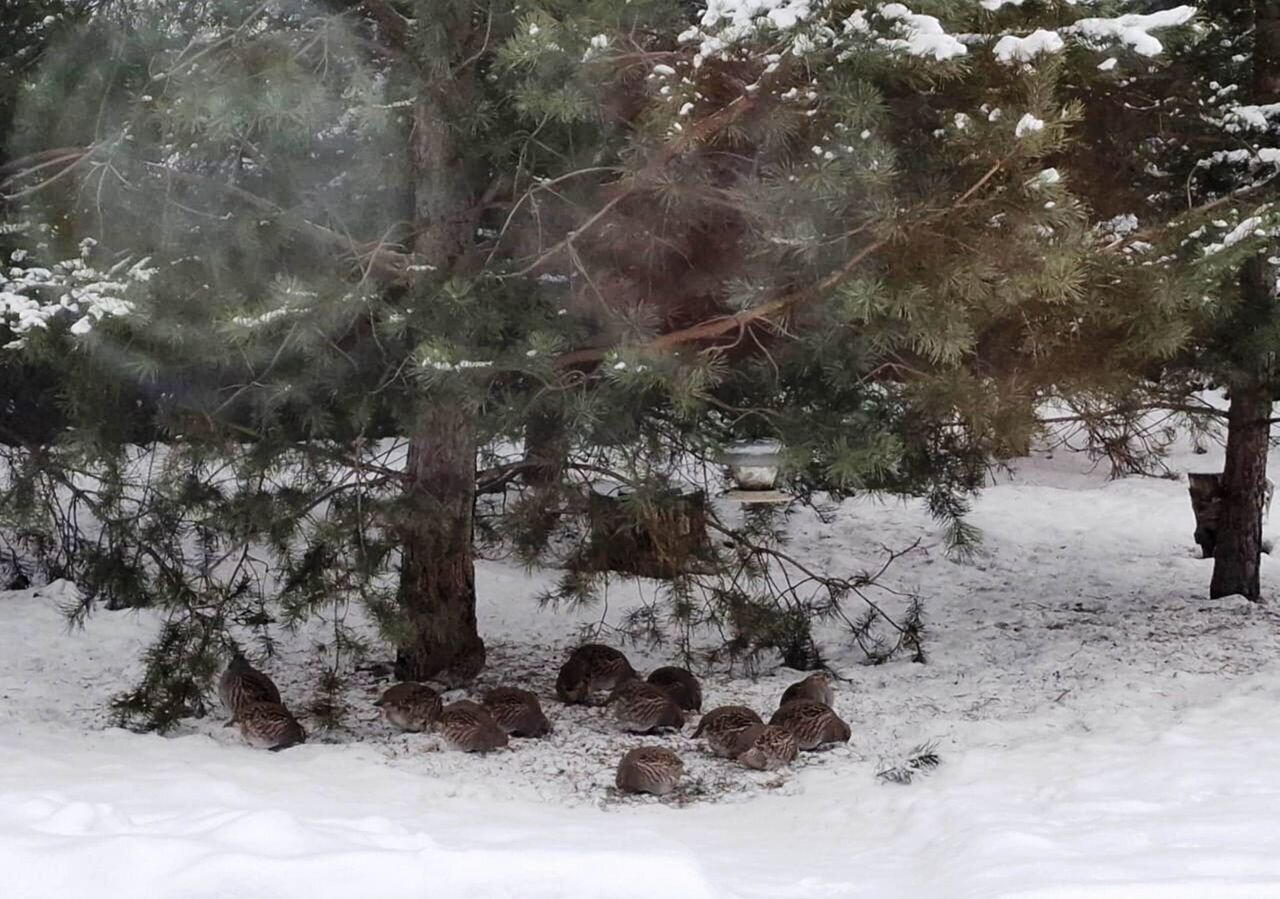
[1223,103,1280,131]
[4,425,1280,895]
[993,28,1065,64]
[1070,7,1196,58]
[878,3,968,61]
[0,253,140,344]
[1032,167,1061,187]
[1203,215,1267,256]
[1015,112,1046,137]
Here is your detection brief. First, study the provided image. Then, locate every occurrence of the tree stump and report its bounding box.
[1188,473,1225,559]
[1189,471,1274,560]
[585,483,710,578]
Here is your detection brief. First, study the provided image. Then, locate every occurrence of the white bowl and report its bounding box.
[722,439,783,490]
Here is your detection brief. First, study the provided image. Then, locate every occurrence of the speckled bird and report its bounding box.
[646,666,703,712]
[374,682,443,732]
[482,687,552,737]
[218,650,282,724]
[615,746,684,796]
[734,724,800,770]
[769,699,851,751]
[609,678,685,733]
[433,701,509,752]
[694,705,763,758]
[779,672,835,709]
[555,643,636,704]
[237,701,305,751]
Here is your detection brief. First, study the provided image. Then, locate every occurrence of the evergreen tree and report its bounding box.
[1059,2,1280,600]
[0,0,1199,726]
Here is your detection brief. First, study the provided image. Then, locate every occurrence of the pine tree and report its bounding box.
[0,0,1202,726]
[1057,2,1280,600]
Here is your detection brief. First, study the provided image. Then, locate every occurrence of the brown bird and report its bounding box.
[237,701,305,751]
[694,705,763,758]
[374,682,443,732]
[646,666,703,712]
[734,724,799,770]
[609,678,685,733]
[433,701,509,752]
[615,746,684,796]
[769,700,851,751]
[218,650,282,724]
[555,643,636,704]
[482,687,552,737]
[779,672,835,709]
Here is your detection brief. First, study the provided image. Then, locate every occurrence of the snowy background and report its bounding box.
[3,429,1280,898]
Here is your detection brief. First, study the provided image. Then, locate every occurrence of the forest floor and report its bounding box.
[3,426,1280,897]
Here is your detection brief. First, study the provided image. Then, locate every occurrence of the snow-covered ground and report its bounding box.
[3,431,1280,897]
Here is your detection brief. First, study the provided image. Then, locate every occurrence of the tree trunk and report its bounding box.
[393,12,486,683]
[395,401,486,683]
[1210,380,1270,601]
[1206,4,1280,602]
[1209,254,1275,602]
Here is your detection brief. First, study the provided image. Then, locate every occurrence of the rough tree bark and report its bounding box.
[395,399,486,682]
[1210,373,1270,600]
[1208,4,1280,602]
[393,7,487,681]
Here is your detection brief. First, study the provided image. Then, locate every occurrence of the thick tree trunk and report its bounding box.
[1209,252,1275,601]
[395,401,486,683]
[1210,382,1269,600]
[393,11,486,682]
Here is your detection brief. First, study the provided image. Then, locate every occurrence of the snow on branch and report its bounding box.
[1218,104,1280,133]
[1069,8,1196,58]
[877,4,966,61]
[1,238,148,347]
[993,29,1064,64]
[678,1,1196,68]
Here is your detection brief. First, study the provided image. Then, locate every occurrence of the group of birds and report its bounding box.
[218,650,307,750]
[217,642,852,798]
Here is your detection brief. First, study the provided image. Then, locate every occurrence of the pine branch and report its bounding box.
[553,160,1007,369]
[505,89,767,279]
[876,742,942,785]
[142,162,418,280]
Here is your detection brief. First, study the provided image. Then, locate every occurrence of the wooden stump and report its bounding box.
[1189,471,1274,559]
[585,484,710,579]
[1188,473,1224,559]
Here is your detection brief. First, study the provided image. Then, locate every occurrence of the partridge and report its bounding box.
[646,666,703,712]
[694,705,763,758]
[769,699,851,751]
[609,678,685,733]
[615,746,684,796]
[734,724,799,770]
[218,650,282,724]
[374,682,443,732]
[482,687,552,737]
[779,671,835,709]
[434,701,509,752]
[237,701,305,751]
[555,643,636,704]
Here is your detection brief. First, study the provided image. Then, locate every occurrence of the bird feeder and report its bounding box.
[721,439,790,504]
